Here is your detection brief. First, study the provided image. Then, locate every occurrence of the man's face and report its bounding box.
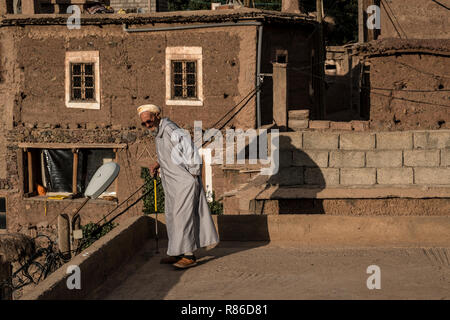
[140,112,160,133]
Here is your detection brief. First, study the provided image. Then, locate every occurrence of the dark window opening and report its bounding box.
[24,148,117,200]
[0,197,5,229]
[171,60,197,99]
[276,54,287,64]
[275,49,288,64]
[70,63,95,102]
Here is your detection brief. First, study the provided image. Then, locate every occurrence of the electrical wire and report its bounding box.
[381,0,408,39]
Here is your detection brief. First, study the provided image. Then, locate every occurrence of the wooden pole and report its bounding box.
[72,149,78,195]
[27,149,33,194]
[316,0,326,119]
[358,0,365,43]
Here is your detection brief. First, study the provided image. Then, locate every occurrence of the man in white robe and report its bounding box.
[138,104,219,269]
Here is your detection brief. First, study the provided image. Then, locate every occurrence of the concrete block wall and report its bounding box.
[269,130,450,187]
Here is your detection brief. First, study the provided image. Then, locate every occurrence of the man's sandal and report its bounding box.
[173,256,197,269]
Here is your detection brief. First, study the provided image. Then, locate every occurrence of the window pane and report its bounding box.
[77,149,115,193]
[85,76,94,87]
[0,197,5,229]
[84,64,94,75]
[173,61,182,73]
[72,64,81,75]
[42,149,74,193]
[72,76,81,87]
[186,61,196,73]
[187,74,196,85]
[174,73,183,85]
[72,88,82,100]
[187,86,196,98]
[174,86,183,97]
[85,88,94,100]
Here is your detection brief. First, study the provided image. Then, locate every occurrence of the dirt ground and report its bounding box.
[87,240,450,300]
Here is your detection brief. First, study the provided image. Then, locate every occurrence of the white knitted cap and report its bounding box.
[137,104,161,115]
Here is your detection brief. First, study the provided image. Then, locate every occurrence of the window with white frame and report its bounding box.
[65,51,101,109]
[166,47,203,106]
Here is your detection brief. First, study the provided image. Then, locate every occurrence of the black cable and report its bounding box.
[381,0,408,39]
[92,183,146,226]
[291,65,450,95]
[431,0,450,11]
[370,91,450,108]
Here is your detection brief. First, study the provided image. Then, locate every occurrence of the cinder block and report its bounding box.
[340,133,375,150]
[293,150,328,167]
[441,148,449,167]
[377,168,413,185]
[303,132,338,149]
[279,150,293,168]
[330,122,352,130]
[366,150,402,167]
[329,151,365,168]
[289,109,309,120]
[414,168,450,185]
[289,120,309,130]
[278,132,302,150]
[414,131,450,149]
[340,168,376,185]
[351,121,369,131]
[377,132,413,150]
[270,167,304,186]
[309,120,330,129]
[304,168,339,186]
[404,150,440,167]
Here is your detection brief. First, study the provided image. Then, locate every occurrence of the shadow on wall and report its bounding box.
[244,134,327,214]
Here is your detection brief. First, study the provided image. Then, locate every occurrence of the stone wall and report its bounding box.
[217,129,450,215]
[275,130,449,187]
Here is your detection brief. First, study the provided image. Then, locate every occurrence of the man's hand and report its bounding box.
[150,162,160,177]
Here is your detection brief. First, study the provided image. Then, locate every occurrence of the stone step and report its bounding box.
[288,119,309,130]
[288,109,310,120]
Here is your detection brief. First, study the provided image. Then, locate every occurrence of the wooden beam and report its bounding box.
[27,150,33,194]
[18,143,127,149]
[72,149,78,195]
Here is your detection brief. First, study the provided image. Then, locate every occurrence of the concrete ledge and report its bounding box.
[21,214,450,299]
[148,214,450,247]
[255,185,450,199]
[21,215,150,300]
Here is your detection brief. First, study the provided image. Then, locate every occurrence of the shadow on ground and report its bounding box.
[86,216,270,300]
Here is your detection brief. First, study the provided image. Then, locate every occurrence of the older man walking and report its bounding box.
[138,104,219,269]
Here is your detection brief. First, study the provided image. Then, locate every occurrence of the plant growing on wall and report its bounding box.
[141,167,165,214]
[140,167,223,215]
[81,221,116,250]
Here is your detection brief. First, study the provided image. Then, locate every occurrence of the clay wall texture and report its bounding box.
[379,0,450,39]
[365,53,450,131]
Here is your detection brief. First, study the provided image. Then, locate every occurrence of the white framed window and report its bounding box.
[65,51,101,110]
[165,47,203,106]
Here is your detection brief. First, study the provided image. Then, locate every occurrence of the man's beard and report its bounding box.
[149,127,159,137]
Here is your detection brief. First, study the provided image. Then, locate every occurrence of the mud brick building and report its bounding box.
[352,0,450,130]
[0,8,322,234]
[0,2,448,243]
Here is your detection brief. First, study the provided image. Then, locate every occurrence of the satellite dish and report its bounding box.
[84,162,120,199]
